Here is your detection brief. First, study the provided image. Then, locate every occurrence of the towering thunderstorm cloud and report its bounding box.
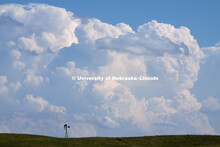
[0,3,219,137]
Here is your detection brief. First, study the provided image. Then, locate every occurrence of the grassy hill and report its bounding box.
[0,134,220,147]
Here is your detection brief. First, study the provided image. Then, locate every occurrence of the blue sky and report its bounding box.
[0,0,220,137]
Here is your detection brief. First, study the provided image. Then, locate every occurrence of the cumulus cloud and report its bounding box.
[10,81,21,91]
[56,61,90,91]
[0,3,80,49]
[10,50,26,69]
[98,51,146,77]
[56,61,89,77]
[94,81,151,132]
[0,76,8,95]
[24,69,44,85]
[93,80,210,135]
[202,97,220,111]
[10,49,21,60]
[0,3,80,87]
[0,3,218,137]
[95,20,203,92]
[25,94,66,114]
[202,42,220,52]
[90,20,212,135]
[19,34,44,54]
[13,61,26,70]
[174,90,201,112]
[77,18,134,43]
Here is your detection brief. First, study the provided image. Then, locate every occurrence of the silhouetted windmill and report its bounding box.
[64,124,70,138]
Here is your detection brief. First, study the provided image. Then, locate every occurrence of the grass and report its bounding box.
[0,134,220,147]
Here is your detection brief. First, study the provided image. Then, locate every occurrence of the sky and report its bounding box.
[0,0,220,137]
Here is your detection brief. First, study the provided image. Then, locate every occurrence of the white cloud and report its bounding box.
[93,80,151,132]
[13,61,26,70]
[93,79,211,134]
[56,61,89,77]
[147,96,177,115]
[174,90,201,112]
[93,81,190,134]
[25,94,66,114]
[0,3,218,136]
[98,116,120,128]
[10,50,26,69]
[24,69,44,85]
[19,34,44,54]
[202,42,220,52]
[96,20,204,59]
[99,51,146,77]
[159,53,179,80]
[185,112,215,134]
[56,61,90,91]
[0,76,8,95]
[75,80,88,92]
[7,41,15,48]
[10,49,21,59]
[90,20,212,134]
[0,3,81,87]
[0,3,80,51]
[10,81,21,91]
[202,97,220,111]
[93,80,120,100]
[77,18,134,43]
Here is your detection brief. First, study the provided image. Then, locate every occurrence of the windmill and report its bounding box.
[64,124,70,138]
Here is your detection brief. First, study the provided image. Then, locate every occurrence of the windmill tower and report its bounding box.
[64,124,70,138]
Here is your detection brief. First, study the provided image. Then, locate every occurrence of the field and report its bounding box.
[0,134,220,147]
